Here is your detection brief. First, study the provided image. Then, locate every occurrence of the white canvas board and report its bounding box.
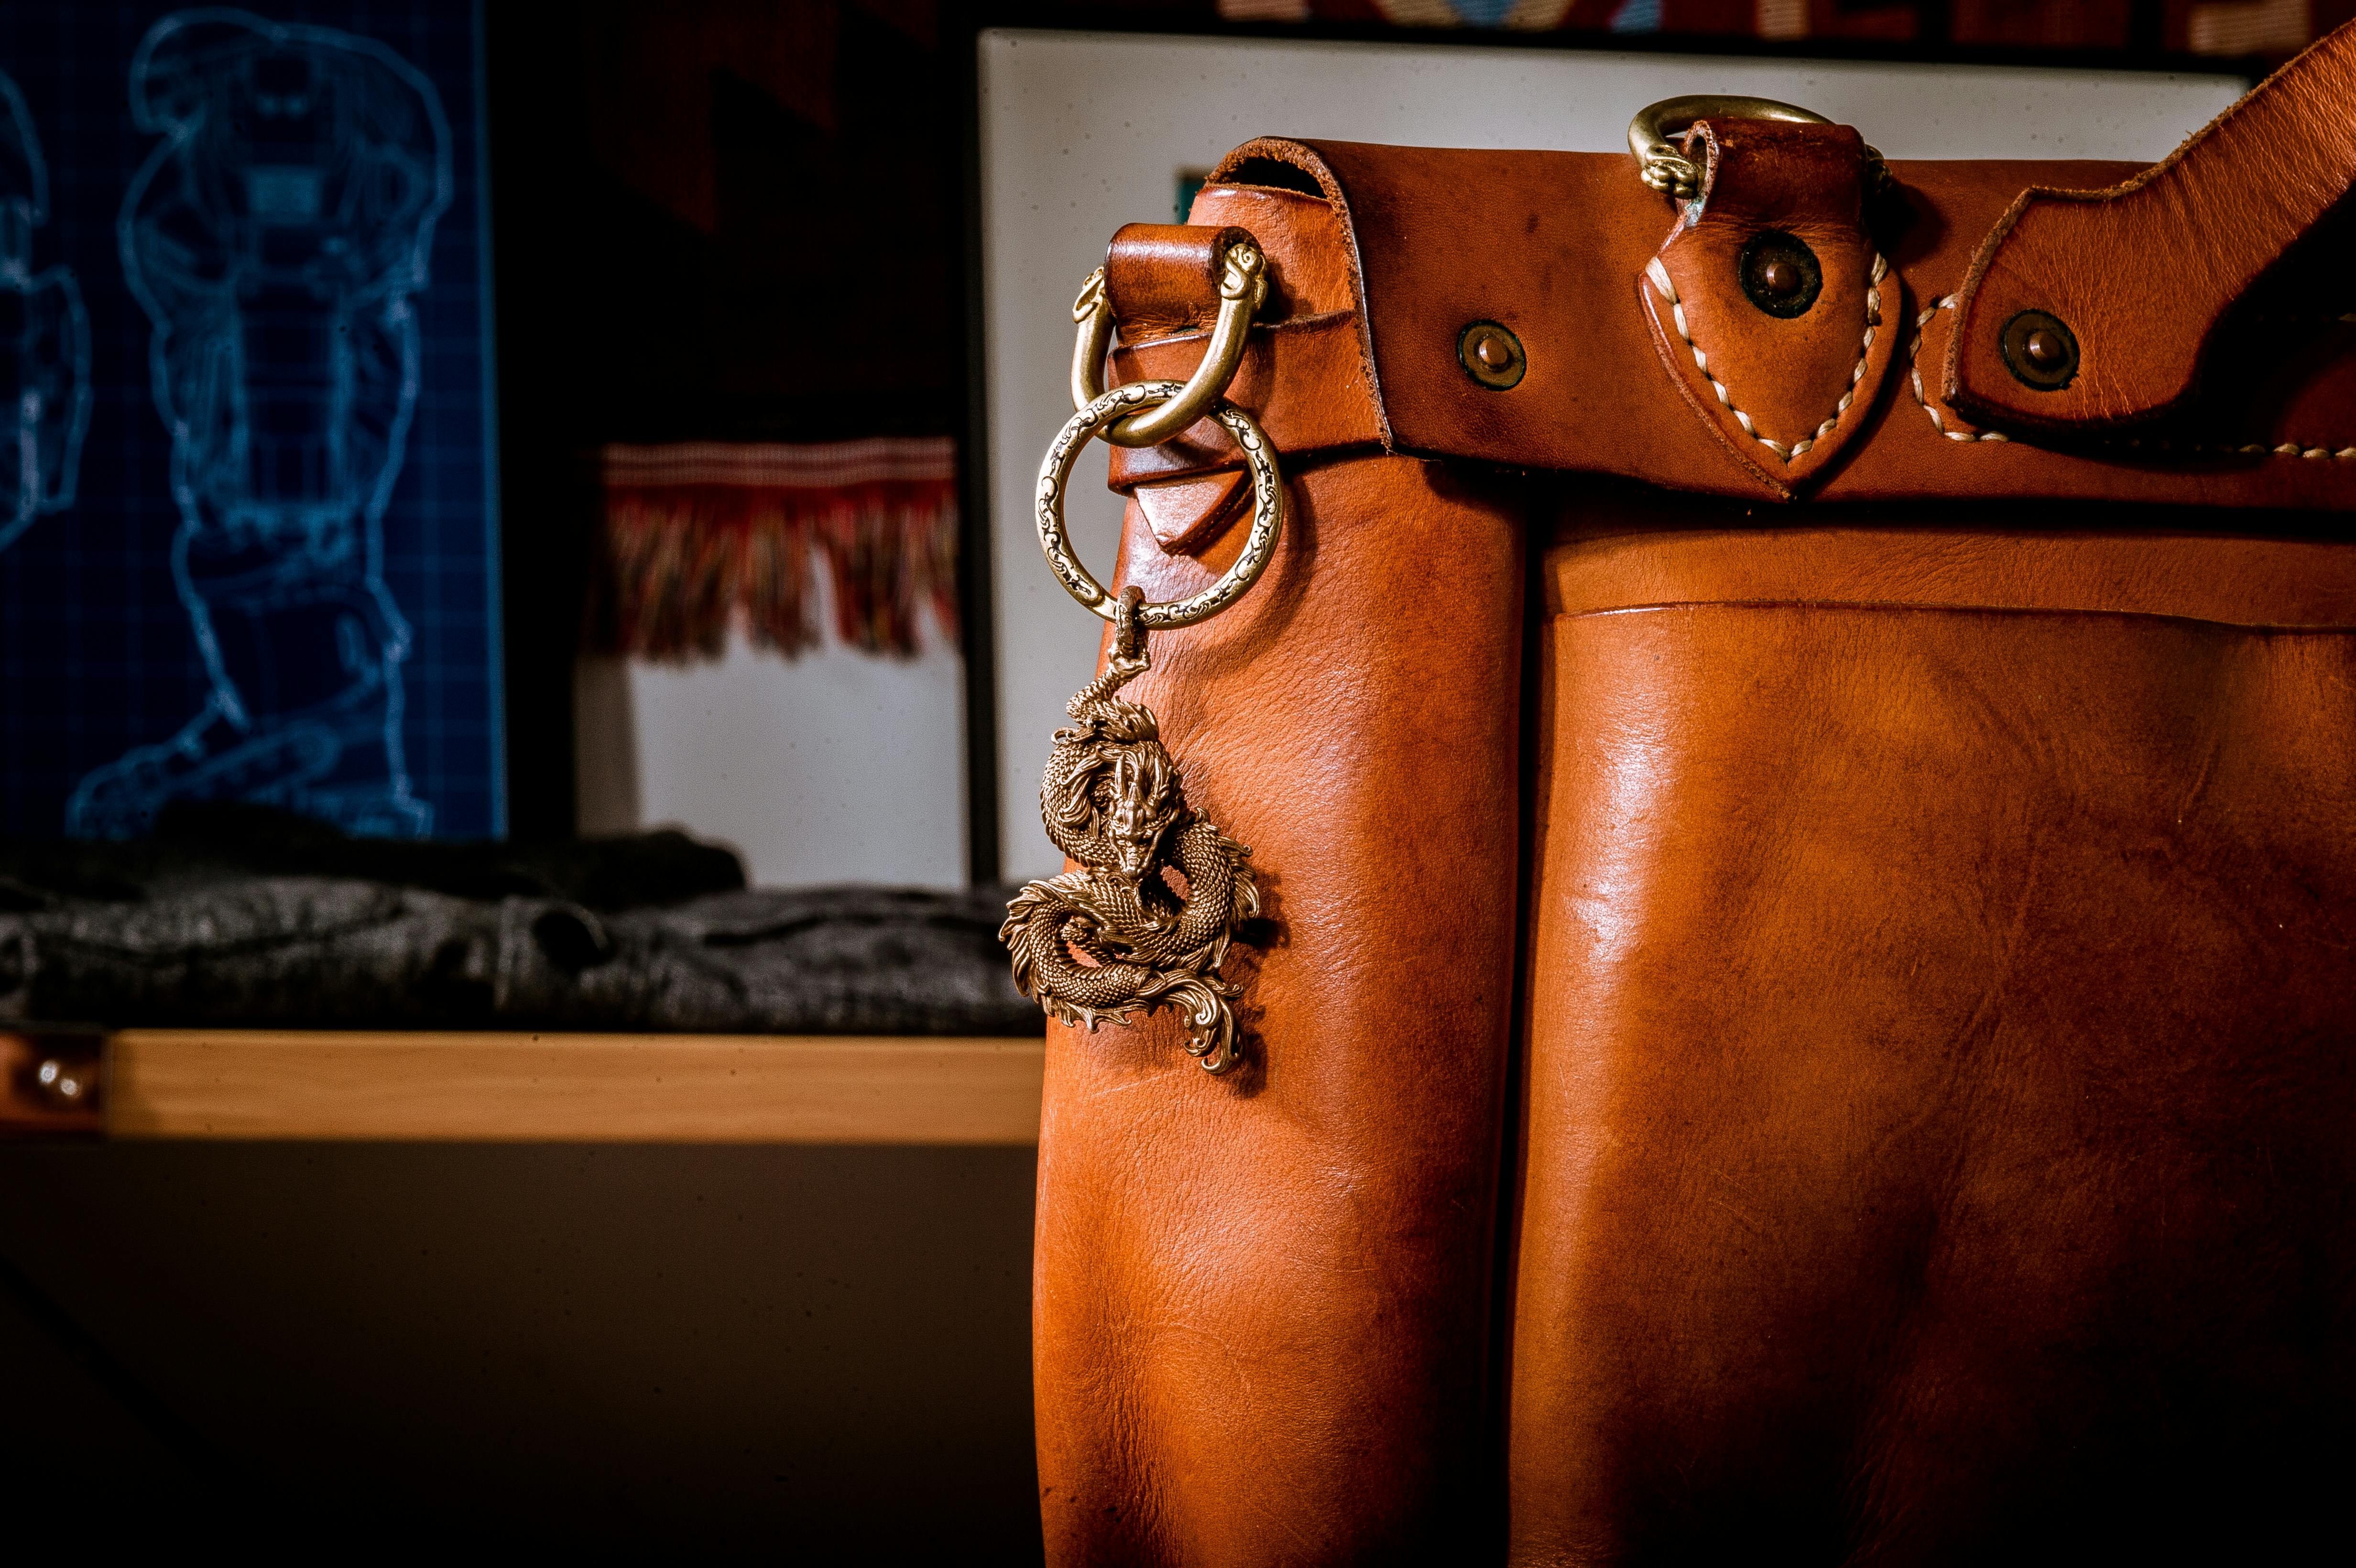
[576,618,968,891]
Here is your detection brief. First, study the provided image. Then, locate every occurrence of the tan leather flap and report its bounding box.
[1096,29,2356,514]
[1948,22,2356,433]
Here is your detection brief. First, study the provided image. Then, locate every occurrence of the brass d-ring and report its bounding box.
[1627,95,1888,201]
[1069,233,1268,449]
[1036,381,1284,630]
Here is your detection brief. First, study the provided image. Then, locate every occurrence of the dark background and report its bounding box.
[0,1141,1041,1559]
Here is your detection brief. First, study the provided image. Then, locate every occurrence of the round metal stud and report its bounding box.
[1458,321,1526,390]
[1739,230,1823,319]
[2000,309,2080,392]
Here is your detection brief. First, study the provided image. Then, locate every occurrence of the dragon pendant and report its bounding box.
[1000,595,1260,1074]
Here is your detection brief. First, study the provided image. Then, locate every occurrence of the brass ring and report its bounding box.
[1069,232,1268,448]
[1627,96,1887,202]
[1036,380,1284,630]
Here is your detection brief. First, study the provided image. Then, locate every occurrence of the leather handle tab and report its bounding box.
[1104,223,1254,340]
[1946,18,2356,432]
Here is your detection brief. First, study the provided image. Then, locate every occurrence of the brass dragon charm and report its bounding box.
[1000,593,1260,1074]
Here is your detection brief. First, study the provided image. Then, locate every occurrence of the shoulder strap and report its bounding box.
[1946,18,2356,431]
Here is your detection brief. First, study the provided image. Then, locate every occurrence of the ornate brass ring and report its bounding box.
[1035,380,1284,630]
[1068,232,1268,448]
[1627,95,1888,202]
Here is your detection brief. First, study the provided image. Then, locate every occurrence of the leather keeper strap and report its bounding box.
[1102,223,1256,337]
[1104,314,1385,490]
[1103,185,1383,490]
[1947,17,2356,431]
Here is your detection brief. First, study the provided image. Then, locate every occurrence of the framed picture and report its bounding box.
[0,1,501,839]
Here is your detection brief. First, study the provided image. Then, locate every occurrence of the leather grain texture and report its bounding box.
[1948,16,2356,431]
[1104,224,1256,338]
[1639,120,1894,496]
[1096,101,2356,508]
[1033,457,1524,1566]
[1041,23,2356,1560]
[1514,533,2356,1560]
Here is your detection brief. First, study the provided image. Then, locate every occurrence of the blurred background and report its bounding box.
[0,0,2315,1557]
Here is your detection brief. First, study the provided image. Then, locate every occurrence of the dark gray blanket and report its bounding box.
[0,807,1039,1036]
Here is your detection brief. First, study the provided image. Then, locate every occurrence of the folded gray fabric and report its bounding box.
[0,880,1039,1036]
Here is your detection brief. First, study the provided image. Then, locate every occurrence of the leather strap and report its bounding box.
[1093,51,2356,516]
[1947,17,2356,432]
[1102,223,1254,337]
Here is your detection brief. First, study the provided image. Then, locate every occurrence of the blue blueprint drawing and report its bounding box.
[0,68,91,555]
[71,9,450,837]
[0,2,502,840]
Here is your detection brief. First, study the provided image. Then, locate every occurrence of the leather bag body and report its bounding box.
[1034,26,2356,1563]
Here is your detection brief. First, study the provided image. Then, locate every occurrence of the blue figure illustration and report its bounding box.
[0,67,91,555]
[68,9,450,838]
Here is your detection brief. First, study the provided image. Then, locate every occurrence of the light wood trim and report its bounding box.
[105,1031,1045,1144]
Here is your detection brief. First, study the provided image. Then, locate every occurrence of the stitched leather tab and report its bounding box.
[1639,119,1895,499]
[1947,18,2356,432]
[1089,140,2356,513]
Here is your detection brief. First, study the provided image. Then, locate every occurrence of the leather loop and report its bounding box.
[1639,118,1896,499]
[1104,311,1385,493]
[1946,18,2356,431]
[1101,224,1254,338]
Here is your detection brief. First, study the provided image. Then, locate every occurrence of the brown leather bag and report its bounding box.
[1032,25,2356,1564]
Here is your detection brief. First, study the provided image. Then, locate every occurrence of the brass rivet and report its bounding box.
[1458,321,1525,390]
[1738,230,1822,319]
[2000,309,2079,391]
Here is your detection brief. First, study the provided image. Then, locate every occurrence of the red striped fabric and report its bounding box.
[586,439,959,663]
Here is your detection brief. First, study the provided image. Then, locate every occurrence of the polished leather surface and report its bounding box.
[1041,23,2356,1562]
[1515,518,2356,1562]
[1095,105,2356,506]
[1544,488,2356,625]
[1103,224,1255,338]
[1949,17,2356,430]
[1033,457,1524,1566]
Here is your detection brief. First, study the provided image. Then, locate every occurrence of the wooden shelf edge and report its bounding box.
[92,1030,1047,1145]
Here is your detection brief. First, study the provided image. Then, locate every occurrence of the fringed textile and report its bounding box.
[586,438,959,661]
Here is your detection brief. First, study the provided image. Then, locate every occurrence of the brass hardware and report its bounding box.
[1069,268,1116,416]
[1001,588,1262,1074]
[1035,380,1284,630]
[1069,234,1269,448]
[2000,310,2079,391]
[1011,369,1284,1073]
[1458,321,1526,390]
[1628,96,1890,202]
[1739,230,1823,318]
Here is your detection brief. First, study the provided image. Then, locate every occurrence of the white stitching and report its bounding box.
[1907,298,2007,443]
[1908,295,2356,460]
[1646,252,1885,464]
